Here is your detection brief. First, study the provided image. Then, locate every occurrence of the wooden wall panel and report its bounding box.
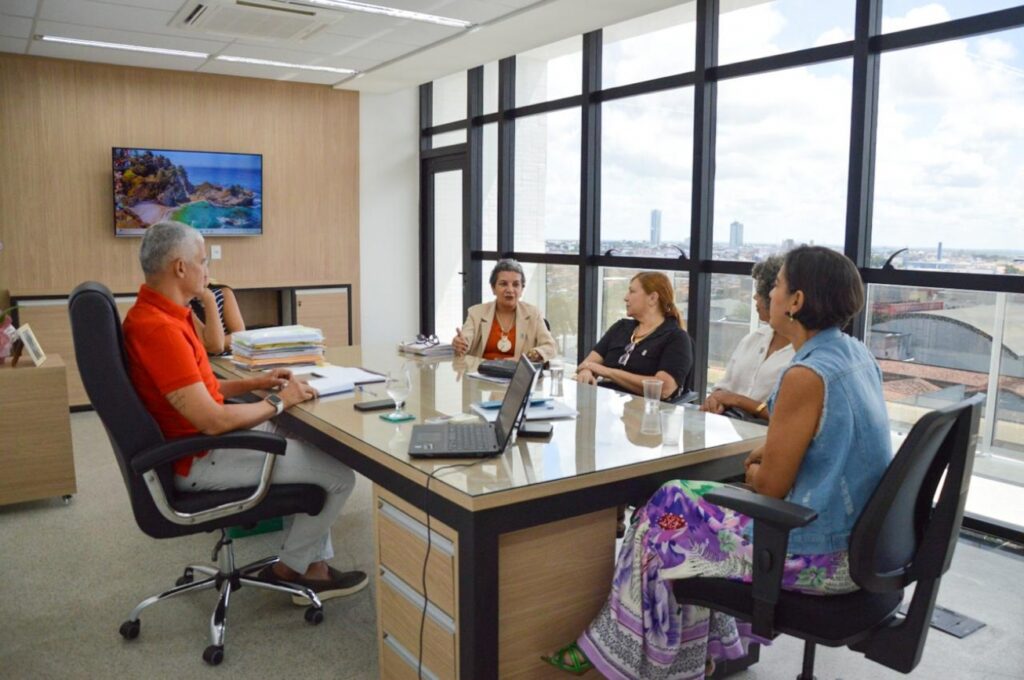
[0,54,360,341]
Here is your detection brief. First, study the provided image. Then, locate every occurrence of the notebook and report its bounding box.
[407,356,537,458]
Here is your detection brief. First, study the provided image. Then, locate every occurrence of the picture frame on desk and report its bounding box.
[16,323,46,366]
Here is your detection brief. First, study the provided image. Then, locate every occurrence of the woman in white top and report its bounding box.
[702,255,794,420]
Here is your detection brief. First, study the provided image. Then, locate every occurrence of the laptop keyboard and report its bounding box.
[448,424,494,450]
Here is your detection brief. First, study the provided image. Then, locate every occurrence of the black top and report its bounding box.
[592,317,693,397]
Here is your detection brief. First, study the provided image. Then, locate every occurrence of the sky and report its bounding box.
[501,1,1024,252]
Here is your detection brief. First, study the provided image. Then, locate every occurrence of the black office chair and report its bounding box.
[667,332,699,405]
[673,393,984,679]
[69,282,328,666]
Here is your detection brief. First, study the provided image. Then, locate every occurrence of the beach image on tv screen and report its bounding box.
[113,148,262,236]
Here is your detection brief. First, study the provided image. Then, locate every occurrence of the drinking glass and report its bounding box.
[385,367,412,419]
[548,358,565,397]
[642,379,664,414]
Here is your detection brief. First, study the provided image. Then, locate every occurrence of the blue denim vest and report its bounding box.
[766,327,893,554]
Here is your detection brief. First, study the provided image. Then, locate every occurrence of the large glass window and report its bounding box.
[482,123,498,251]
[516,36,582,107]
[882,1,1024,33]
[707,274,759,389]
[432,71,466,125]
[514,109,581,254]
[477,260,579,363]
[483,61,499,115]
[873,28,1024,275]
[866,284,995,431]
[596,268,690,346]
[600,88,694,257]
[602,4,696,88]
[714,62,852,258]
[993,293,1024,459]
[718,0,855,65]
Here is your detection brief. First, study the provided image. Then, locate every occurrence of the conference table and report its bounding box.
[214,346,767,680]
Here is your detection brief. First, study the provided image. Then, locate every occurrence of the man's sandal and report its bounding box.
[541,642,593,675]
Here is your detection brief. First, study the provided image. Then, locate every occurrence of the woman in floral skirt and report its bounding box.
[544,246,894,679]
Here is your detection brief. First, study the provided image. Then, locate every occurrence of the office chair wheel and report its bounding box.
[304,606,324,625]
[203,645,224,666]
[119,619,140,640]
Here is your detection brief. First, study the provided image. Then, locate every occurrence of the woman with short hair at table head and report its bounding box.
[575,271,692,401]
[544,246,893,678]
[190,281,245,355]
[451,259,558,362]
[702,254,794,420]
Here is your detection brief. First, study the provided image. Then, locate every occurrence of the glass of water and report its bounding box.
[385,367,412,420]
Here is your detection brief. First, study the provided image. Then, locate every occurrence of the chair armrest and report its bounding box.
[705,486,817,529]
[131,430,287,474]
[704,486,818,638]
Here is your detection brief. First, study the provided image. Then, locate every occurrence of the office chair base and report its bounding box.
[118,532,324,665]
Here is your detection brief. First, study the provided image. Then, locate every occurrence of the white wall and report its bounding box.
[359,87,420,347]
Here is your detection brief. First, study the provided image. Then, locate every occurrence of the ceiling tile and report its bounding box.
[0,14,33,38]
[29,39,206,72]
[324,12,405,39]
[380,22,462,47]
[381,0,510,24]
[38,0,175,34]
[198,59,341,86]
[0,35,29,53]
[219,42,362,71]
[335,38,415,62]
[1,0,38,18]
[96,0,189,10]
[34,19,230,53]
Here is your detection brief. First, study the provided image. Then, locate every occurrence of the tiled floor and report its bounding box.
[1,411,1021,679]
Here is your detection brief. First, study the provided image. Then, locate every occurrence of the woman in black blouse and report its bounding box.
[576,272,692,400]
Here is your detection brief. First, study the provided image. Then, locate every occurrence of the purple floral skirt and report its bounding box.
[578,480,855,680]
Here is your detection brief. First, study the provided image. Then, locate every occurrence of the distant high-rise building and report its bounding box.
[729,221,744,247]
[650,209,662,246]
[937,241,943,261]
[781,238,795,252]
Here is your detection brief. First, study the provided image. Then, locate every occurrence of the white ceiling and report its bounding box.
[0,0,682,92]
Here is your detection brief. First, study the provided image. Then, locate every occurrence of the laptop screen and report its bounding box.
[493,356,538,447]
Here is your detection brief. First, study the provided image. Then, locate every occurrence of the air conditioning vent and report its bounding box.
[172,0,343,42]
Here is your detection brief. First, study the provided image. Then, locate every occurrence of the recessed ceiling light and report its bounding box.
[37,35,208,58]
[302,0,473,28]
[215,55,358,75]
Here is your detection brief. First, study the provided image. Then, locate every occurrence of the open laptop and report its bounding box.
[408,355,538,458]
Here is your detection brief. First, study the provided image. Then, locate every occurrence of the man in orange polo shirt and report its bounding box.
[123,220,366,603]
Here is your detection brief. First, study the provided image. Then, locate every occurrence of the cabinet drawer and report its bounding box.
[381,633,443,680]
[377,500,455,617]
[379,568,455,680]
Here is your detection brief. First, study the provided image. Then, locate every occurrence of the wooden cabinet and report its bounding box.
[13,283,352,409]
[15,297,135,408]
[294,286,351,347]
[0,355,76,505]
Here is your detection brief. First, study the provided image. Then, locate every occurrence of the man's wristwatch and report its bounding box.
[754,401,768,415]
[265,393,285,416]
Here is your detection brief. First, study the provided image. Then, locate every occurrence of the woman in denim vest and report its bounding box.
[544,246,893,679]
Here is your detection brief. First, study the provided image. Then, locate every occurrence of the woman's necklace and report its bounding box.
[495,311,515,353]
[631,321,656,345]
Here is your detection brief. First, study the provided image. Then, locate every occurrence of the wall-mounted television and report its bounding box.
[113,147,262,237]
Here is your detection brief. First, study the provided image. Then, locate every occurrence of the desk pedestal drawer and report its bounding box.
[379,568,455,680]
[377,501,455,617]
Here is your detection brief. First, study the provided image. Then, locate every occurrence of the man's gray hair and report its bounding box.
[139,221,202,276]
[751,254,785,302]
[489,258,526,287]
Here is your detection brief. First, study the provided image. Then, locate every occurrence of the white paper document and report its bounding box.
[470,400,578,422]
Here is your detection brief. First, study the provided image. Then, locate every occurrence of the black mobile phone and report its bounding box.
[354,398,396,412]
[518,421,553,437]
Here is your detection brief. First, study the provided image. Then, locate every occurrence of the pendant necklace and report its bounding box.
[496,312,514,353]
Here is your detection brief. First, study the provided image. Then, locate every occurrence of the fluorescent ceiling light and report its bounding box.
[216,55,358,75]
[37,35,209,58]
[303,0,473,28]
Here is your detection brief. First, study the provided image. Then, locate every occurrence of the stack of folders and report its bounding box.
[231,325,325,369]
[397,339,454,356]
